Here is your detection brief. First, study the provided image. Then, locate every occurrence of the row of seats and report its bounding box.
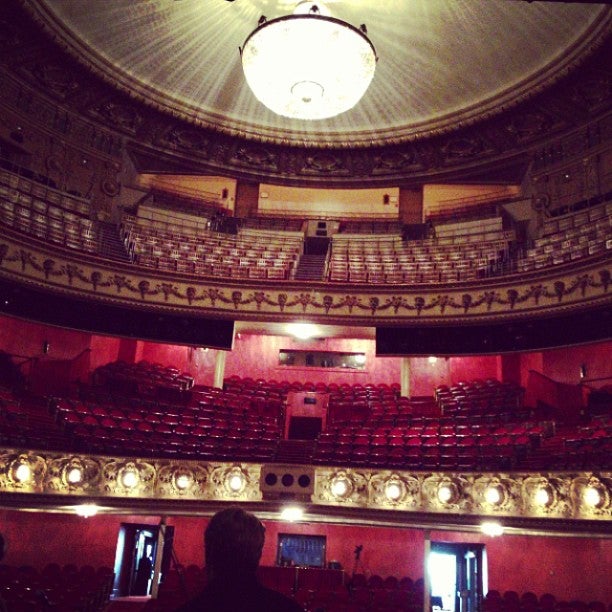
[3,363,607,471]
[147,567,424,612]
[55,411,281,461]
[0,166,89,215]
[122,216,302,278]
[242,216,305,232]
[483,589,608,612]
[518,200,611,271]
[435,379,525,417]
[92,360,194,394]
[338,220,403,235]
[0,165,99,256]
[0,563,113,612]
[224,376,401,397]
[313,434,534,470]
[328,229,512,283]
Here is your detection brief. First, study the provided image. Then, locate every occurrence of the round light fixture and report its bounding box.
[584,485,602,508]
[175,473,192,491]
[438,481,459,504]
[354,354,367,366]
[121,469,139,489]
[287,322,318,340]
[481,521,504,537]
[227,472,245,493]
[485,485,503,505]
[535,487,551,506]
[330,476,350,498]
[14,463,31,483]
[280,506,304,522]
[385,481,403,502]
[241,2,377,120]
[75,503,98,518]
[67,467,83,485]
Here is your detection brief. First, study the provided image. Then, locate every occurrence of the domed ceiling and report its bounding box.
[23,0,611,148]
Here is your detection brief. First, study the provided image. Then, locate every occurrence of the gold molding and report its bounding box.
[1,448,609,523]
[0,230,609,325]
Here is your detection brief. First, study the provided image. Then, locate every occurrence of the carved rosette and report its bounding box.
[521,475,571,517]
[569,474,612,517]
[0,451,46,492]
[473,475,521,514]
[369,472,421,509]
[208,464,262,502]
[44,455,103,494]
[103,459,156,496]
[315,469,368,506]
[422,474,472,513]
[156,463,209,498]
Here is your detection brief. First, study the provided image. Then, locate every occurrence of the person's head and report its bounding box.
[205,507,265,580]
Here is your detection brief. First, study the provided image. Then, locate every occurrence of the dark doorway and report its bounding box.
[428,542,485,612]
[288,416,322,440]
[112,522,175,597]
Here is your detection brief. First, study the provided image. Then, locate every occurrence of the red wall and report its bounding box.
[2,314,608,399]
[519,341,611,389]
[137,340,217,386]
[540,341,611,387]
[0,314,91,361]
[225,334,398,388]
[0,510,609,602]
[436,530,612,602]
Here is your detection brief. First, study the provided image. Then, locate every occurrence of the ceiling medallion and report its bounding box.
[240,2,377,120]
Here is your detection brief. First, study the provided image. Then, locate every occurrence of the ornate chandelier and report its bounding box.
[240,2,377,121]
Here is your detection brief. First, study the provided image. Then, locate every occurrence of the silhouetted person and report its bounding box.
[177,508,304,612]
[133,554,153,595]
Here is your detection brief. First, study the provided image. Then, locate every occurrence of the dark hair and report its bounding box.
[205,508,265,579]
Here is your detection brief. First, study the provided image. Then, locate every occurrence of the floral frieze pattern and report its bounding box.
[0,448,610,522]
[0,236,609,323]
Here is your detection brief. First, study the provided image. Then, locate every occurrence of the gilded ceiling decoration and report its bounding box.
[21,1,611,148]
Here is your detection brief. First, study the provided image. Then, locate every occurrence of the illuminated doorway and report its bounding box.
[428,543,486,612]
[112,523,174,598]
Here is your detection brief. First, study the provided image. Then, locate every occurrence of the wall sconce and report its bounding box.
[481,521,504,537]
[280,506,304,522]
[74,503,98,518]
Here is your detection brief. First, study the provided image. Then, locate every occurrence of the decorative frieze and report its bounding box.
[1,448,609,523]
[0,232,609,325]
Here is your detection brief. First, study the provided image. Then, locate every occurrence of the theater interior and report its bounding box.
[0,1,610,611]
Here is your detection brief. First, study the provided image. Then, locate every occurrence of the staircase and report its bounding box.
[275,440,315,464]
[293,253,327,281]
[96,221,132,262]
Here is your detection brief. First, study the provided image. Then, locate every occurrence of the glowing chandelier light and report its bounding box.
[240,2,377,120]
